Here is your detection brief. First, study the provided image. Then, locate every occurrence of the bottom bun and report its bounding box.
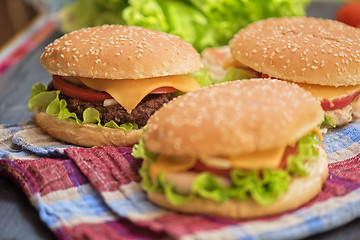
[147,147,328,219]
[33,110,142,147]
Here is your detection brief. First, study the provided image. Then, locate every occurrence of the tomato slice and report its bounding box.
[261,73,271,78]
[150,87,178,94]
[192,160,231,177]
[277,145,298,169]
[53,75,112,102]
[321,91,360,111]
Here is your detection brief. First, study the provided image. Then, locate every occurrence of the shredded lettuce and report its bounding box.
[216,67,251,84]
[132,131,320,206]
[59,0,310,51]
[190,68,215,87]
[286,132,320,176]
[321,115,336,128]
[28,83,138,131]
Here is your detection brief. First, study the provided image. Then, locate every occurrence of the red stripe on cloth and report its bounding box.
[56,220,164,240]
[0,159,39,197]
[63,146,360,239]
[304,154,360,207]
[65,147,141,192]
[0,158,84,196]
[136,212,231,238]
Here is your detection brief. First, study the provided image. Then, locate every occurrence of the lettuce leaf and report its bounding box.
[286,132,320,176]
[216,67,251,84]
[190,68,215,87]
[59,0,310,51]
[122,0,169,32]
[321,115,336,128]
[133,131,319,206]
[28,83,138,131]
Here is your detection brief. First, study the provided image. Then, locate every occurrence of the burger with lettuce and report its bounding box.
[28,25,202,147]
[228,17,360,127]
[133,79,328,219]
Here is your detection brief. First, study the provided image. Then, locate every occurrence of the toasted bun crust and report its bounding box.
[144,79,324,157]
[33,110,142,147]
[40,25,202,79]
[147,147,328,219]
[229,17,360,86]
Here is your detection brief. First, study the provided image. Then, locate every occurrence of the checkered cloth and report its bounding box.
[1,121,360,240]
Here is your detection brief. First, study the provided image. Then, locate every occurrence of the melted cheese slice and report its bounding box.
[295,82,360,101]
[201,146,286,170]
[230,147,286,169]
[79,75,199,113]
[149,155,197,180]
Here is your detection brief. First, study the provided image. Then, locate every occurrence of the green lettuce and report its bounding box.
[132,131,320,206]
[286,132,320,176]
[59,0,310,51]
[190,68,215,87]
[216,67,251,84]
[28,83,138,131]
[321,115,336,128]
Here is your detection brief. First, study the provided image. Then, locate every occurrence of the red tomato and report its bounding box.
[149,87,178,94]
[52,75,112,102]
[321,91,360,111]
[278,145,298,169]
[261,73,270,78]
[336,2,360,27]
[192,160,231,177]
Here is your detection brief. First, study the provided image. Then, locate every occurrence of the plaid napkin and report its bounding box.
[1,121,360,240]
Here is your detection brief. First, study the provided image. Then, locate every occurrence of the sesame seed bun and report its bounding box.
[144,79,324,157]
[229,17,360,86]
[33,109,142,147]
[147,146,328,219]
[40,25,202,80]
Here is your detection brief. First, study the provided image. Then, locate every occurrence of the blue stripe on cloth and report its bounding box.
[38,191,115,227]
[323,121,360,154]
[247,188,360,240]
[107,192,161,217]
[12,137,72,157]
[0,149,32,159]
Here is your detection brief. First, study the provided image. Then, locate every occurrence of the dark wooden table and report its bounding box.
[1,1,360,239]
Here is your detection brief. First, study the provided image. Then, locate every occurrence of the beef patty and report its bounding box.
[60,93,173,127]
[47,80,174,127]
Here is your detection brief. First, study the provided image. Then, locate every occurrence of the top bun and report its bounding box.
[40,25,202,79]
[144,79,324,157]
[229,17,360,86]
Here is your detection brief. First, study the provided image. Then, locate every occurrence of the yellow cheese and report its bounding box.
[313,127,323,141]
[199,147,286,170]
[293,83,360,102]
[149,155,197,180]
[79,75,200,113]
[230,146,286,170]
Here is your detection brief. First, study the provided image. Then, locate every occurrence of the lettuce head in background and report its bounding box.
[59,0,310,52]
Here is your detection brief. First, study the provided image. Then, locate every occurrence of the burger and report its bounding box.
[133,79,328,219]
[28,25,202,147]
[227,17,360,126]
